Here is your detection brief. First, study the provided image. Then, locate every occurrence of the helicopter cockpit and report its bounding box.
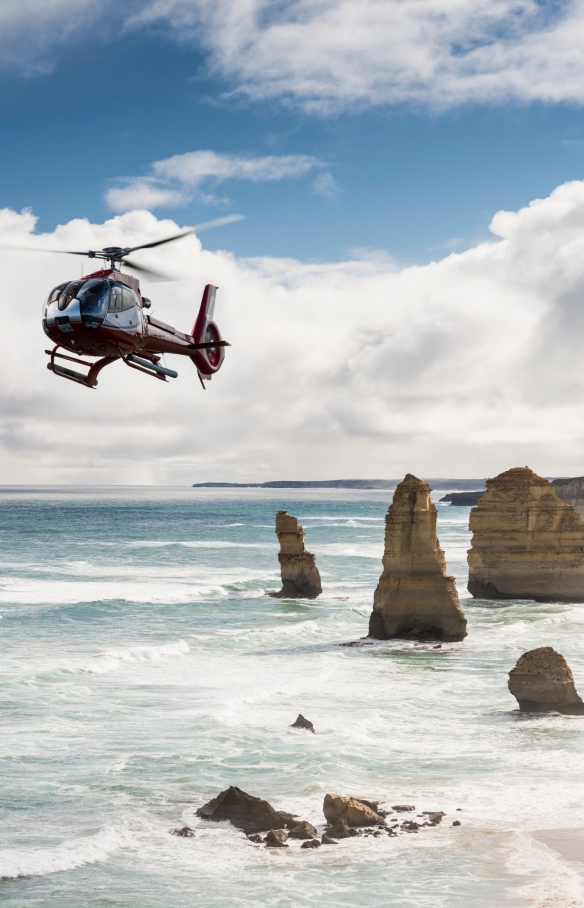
[43,278,142,334]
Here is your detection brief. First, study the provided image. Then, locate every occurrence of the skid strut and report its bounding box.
[46,347,119,388]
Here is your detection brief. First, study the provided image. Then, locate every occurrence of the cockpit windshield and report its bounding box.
[58,281,84,311]
[78,279,110,329]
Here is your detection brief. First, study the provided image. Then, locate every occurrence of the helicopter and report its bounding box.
[7,223,231,389]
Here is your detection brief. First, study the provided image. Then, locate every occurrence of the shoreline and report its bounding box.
[532,829,584,868]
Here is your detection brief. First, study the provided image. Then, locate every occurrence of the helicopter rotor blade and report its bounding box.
[120,257,175,282]
[0,244,93,256]
[124,214,244,254]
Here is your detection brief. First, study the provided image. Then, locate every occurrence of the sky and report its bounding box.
[2,0,584,483]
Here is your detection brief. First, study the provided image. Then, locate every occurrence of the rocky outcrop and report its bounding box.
[290,714,315,733]
[270,511,322,599]
[368,474,467,641]
[323,794,381,827]
[468,467,584,602]
[265,829,288,847]
[196,787,295,834]
[553,477,584,521]
[508,647,584,714]
[169,826,195,837]
[288,821,317,839]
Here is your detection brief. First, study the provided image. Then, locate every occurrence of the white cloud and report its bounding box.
[9,2,584,112]
[0,0,108,72]
[4,179,584,483]
[129,0,584,112]
[107,149,325,212]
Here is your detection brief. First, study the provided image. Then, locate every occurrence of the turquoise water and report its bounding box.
[1,487,584,907]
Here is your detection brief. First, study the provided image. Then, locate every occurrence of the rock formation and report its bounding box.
[196,786,296,834]
[467,467,584,601]
[270,511,322,598]
[553,476,584,520]
[508,647,584,714]
[265,829,288,847]
[290,714,315,733]
[288,821,317,839]
[323,794,381,827]
[368,474,467,641]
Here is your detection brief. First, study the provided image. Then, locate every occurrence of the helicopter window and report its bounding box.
[47,282,68,305]
[121,287,137,311]
[78,279,110,330]
[109,285,123,312]
[58,281,84,311]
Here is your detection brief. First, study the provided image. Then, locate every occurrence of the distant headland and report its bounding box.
[192,478,487,490]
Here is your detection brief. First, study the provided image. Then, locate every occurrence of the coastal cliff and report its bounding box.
[368,474,467,641]
[553,476,584,520]
[468,467,584,601]
[270,511,322,599]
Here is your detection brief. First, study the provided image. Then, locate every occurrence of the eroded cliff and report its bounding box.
[270,511,322,599]
[368,474,467,641]
[508,647,584,714]
[468,467,584,602]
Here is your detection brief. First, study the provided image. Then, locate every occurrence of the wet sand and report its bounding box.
[532,829,584,866]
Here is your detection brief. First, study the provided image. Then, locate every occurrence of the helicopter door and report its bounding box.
[105,284,139,330]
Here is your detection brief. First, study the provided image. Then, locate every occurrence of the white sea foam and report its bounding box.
[73,640,190,674]
[0,826,127,879]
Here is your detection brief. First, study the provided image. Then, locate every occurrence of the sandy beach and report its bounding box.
[533,830,584,867]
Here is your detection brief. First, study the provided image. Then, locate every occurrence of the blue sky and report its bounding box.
[5,2,584,483]
[3,2,584,263]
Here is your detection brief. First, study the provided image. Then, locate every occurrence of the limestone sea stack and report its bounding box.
[468,467,584,602]
[508,647,584,714]
[368,474,467,641]
[270,511,322,599]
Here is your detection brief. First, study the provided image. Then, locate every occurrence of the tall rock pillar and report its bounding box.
[270,511,322,599]
[368,474,467,641]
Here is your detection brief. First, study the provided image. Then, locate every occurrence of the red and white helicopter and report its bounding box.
[16,224,231,389]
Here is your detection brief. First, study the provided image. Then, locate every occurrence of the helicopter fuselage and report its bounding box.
[42,269,227,388]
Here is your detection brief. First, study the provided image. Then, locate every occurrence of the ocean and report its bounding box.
[1,486,583,907]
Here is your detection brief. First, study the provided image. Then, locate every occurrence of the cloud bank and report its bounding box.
[3,179,584,484]
[107,150,324,212]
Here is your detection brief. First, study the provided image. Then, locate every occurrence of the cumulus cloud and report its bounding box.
[4,179,584,483]
[107,149,324,212]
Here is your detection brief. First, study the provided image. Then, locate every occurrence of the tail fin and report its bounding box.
[190,284,226,383]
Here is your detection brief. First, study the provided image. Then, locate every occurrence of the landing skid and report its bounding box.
[46,347,119,388]
[46,346,178,388]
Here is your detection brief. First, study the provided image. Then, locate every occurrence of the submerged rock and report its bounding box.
[368,474,467,642]
[508,647,584,714]
[327,819,351,839]
[196,786,295,834]
[421,811,445,826]
[323,794,381,827]
[321,833,337,844]
[290,714,315,733]
[468,467,584,602]
[265,829,289,847]
[269,511,322,599]
[392,805,415,812]
[301,838,321,849]
[288,821,318,839]
[169,826,195,837]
